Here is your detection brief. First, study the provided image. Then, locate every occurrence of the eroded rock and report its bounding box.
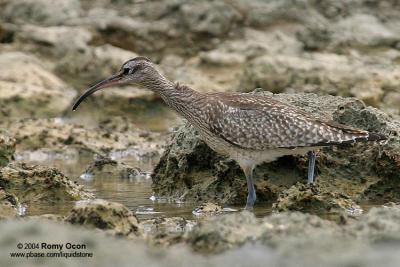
[3,118,165,158]
[272,183,362,221]
[3,0,81,26]
[15,25,92,56]
[188,211,262,253]
[240,54,400,106]
[299,13,399,51]
[187,210,342,254]
[0,130,15,167]
[55,44,137,87]
[3,209,400,267]
[346,205,400,241]
[0,52,77,119]
[192,202,223,216]
[139,216,195,246]
[65,198,140,237]
[179,1,243,37]
[82,154,143,180]
[187,206,400,258]
[260,211,342,247]
[0,162,91,203]
[0,189,18,218]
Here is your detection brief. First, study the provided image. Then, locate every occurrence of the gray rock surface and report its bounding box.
[2,0,399,115]
[1,207,400,266]
[0,52,77,119]
[0,0,400,262]
[15,25,92,56]
[3,0,81,26]
[240,54,399,106]
[188,211,264,253]
[55,44,137,88]
[188,206,400,259]
[139,216,195,246]
[2,118,165,157]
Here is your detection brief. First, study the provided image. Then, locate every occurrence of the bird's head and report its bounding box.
[72,56,157,110]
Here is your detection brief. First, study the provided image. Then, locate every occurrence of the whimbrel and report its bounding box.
[72,57,387,209]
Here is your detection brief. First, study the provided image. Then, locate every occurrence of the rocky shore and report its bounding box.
[2,204,400,267]
[0,0,400,266]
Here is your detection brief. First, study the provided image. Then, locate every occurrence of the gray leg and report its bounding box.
[307,151,316,184]
[242,165,256,210]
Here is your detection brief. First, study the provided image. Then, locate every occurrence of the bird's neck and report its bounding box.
[142,72,204,120]
[140,71,175,94]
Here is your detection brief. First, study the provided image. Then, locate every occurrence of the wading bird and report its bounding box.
[73,57,386,209]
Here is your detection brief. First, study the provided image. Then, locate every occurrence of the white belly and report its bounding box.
[199,131,311,168]
[194,124,314,169]
[231,147,311,169]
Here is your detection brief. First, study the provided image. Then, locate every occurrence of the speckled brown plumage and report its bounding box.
[73,57,387,209]
[205,92,383,149]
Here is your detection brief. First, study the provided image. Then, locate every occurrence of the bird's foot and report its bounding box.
[244,192,256,210]
[244,205,254,211]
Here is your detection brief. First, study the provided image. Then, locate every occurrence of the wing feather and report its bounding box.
[207,93,373,150]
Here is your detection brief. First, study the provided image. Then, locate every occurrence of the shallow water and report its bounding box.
[15,146,273,220]
[15,146,381,221]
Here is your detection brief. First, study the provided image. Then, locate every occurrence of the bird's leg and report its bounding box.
[307,151,316,184]
[242,165,256,210]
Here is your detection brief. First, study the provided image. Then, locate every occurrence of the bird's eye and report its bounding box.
[123,68,130,75]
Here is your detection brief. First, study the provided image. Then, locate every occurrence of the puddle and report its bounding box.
[14,146,275,220]
[12,143,383,222]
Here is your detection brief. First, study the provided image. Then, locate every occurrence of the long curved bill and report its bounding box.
[72,71,124,111]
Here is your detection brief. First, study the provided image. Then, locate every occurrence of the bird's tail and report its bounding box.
[322,120,387,145]
[365,132,387,142]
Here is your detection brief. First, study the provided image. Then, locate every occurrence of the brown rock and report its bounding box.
[0,162,92,203]
[272,183,363,221]
[0,130,15,167]
[65,199,140,237]
[0,52,77,119]
[0,189,18,218]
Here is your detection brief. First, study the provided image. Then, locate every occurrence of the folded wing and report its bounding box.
[207,93,383,150]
